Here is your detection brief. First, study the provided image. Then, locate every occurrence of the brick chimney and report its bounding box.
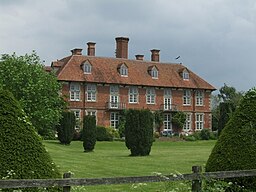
[115,37,129,59]
[151,49,160,62]
[135,54,144,61]
[87,42,96,56]
[71,48,83,55]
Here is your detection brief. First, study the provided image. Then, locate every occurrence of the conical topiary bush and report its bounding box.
[0,90,61,191]
[205,88,256,190]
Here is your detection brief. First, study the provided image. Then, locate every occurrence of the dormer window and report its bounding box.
[148,66,158,79]
[82,61,92,74]
[118,63,128,77]
[182,69,189,80]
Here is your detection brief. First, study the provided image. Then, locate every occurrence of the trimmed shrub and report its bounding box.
[96,126,113,141]
[106,127,120,139]
[205,88,256,190]
[57,111,76,145]
[0,90,61,192]
[199,129,211,140]
[83,115,96,152]
[125,109,154,156]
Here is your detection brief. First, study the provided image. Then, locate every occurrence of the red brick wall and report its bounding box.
[62,82,212,131]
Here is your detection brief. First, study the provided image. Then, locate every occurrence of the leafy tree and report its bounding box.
[211,84,243,134]
[0,90,61,192]
[206,88,256,190]
[57,111,76,145]
[83,115,97,152]
[0,52,66,138]
[125,109,154,156]
[218,83,243,105]
[172,111,186,131]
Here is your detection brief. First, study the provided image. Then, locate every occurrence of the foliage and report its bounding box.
[154,110,163,132]
[106,127,120,139]
[0,52,66,138]
[96,126,113,141]
[218,102,236,135]
[83,115,97,152]
[218,83,243,105]
[117,110,127,138]
[206,88,256,190]
[199,129,211,140]
[172,111,186,129]
[0,90,61,192]
[56,111,76,145]
[125,109,154,156]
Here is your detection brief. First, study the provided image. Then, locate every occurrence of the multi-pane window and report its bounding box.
[120,64,128,76]
[71,109,81,130]
[110,112,119,129]
[84,63,92,74]
[195,90,204,106]
[110,85,119,108]
[183,113,191,131]
[146,87,156,104]
[163,114,172,130]
[183,89,191,105]
[129,86,138,103]
[164,89,172,110]
[183,71,189,80]
[195,113,204,130]
[151,67,158,79]
[87,84,97,101]
[70,83,80,101]
[87,110,96,116]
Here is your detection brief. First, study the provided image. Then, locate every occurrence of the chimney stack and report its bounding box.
[135,54,144,61]
[71,48,83,55]
[87,42,96,56]
[115,37,129,59]
[151,49,160,62]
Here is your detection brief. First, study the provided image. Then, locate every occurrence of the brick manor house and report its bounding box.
[49,37,216,133]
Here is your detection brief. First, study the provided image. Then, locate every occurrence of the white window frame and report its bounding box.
[70,82,80,101]
[195,113,204,130]
[71,109,81,130]
[84,63,92,74]
[146,87,156,104]
[183,113,192,131]
[110,112,119,129]
[183,89,191,105]
[195,90,204,106]
[163,114,172,130]
[129,86,138,103]
[110,85,119,108]
[120,64,128,77]
[86,84,97,102]
[163,89,172,110]
[183,70,189,80]
[151,67,158,79]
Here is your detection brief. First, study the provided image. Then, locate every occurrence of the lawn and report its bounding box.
[44,140,216,191]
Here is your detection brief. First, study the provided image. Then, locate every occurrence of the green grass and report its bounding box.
[44,140,216,191]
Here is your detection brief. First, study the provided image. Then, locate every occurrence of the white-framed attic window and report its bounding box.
[118,63,128,77]
[182,69,189,80]
[82,61,92,74]
[149,66,158,79]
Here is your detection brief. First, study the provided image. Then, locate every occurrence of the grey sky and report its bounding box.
[1,0,256,92]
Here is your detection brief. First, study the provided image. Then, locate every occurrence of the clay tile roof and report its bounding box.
[56,55,216,90]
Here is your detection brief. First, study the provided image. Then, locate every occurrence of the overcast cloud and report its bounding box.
[1,0,256,92]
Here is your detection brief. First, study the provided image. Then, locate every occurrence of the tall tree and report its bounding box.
[211,84,243,134]
[0,52,66,138]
